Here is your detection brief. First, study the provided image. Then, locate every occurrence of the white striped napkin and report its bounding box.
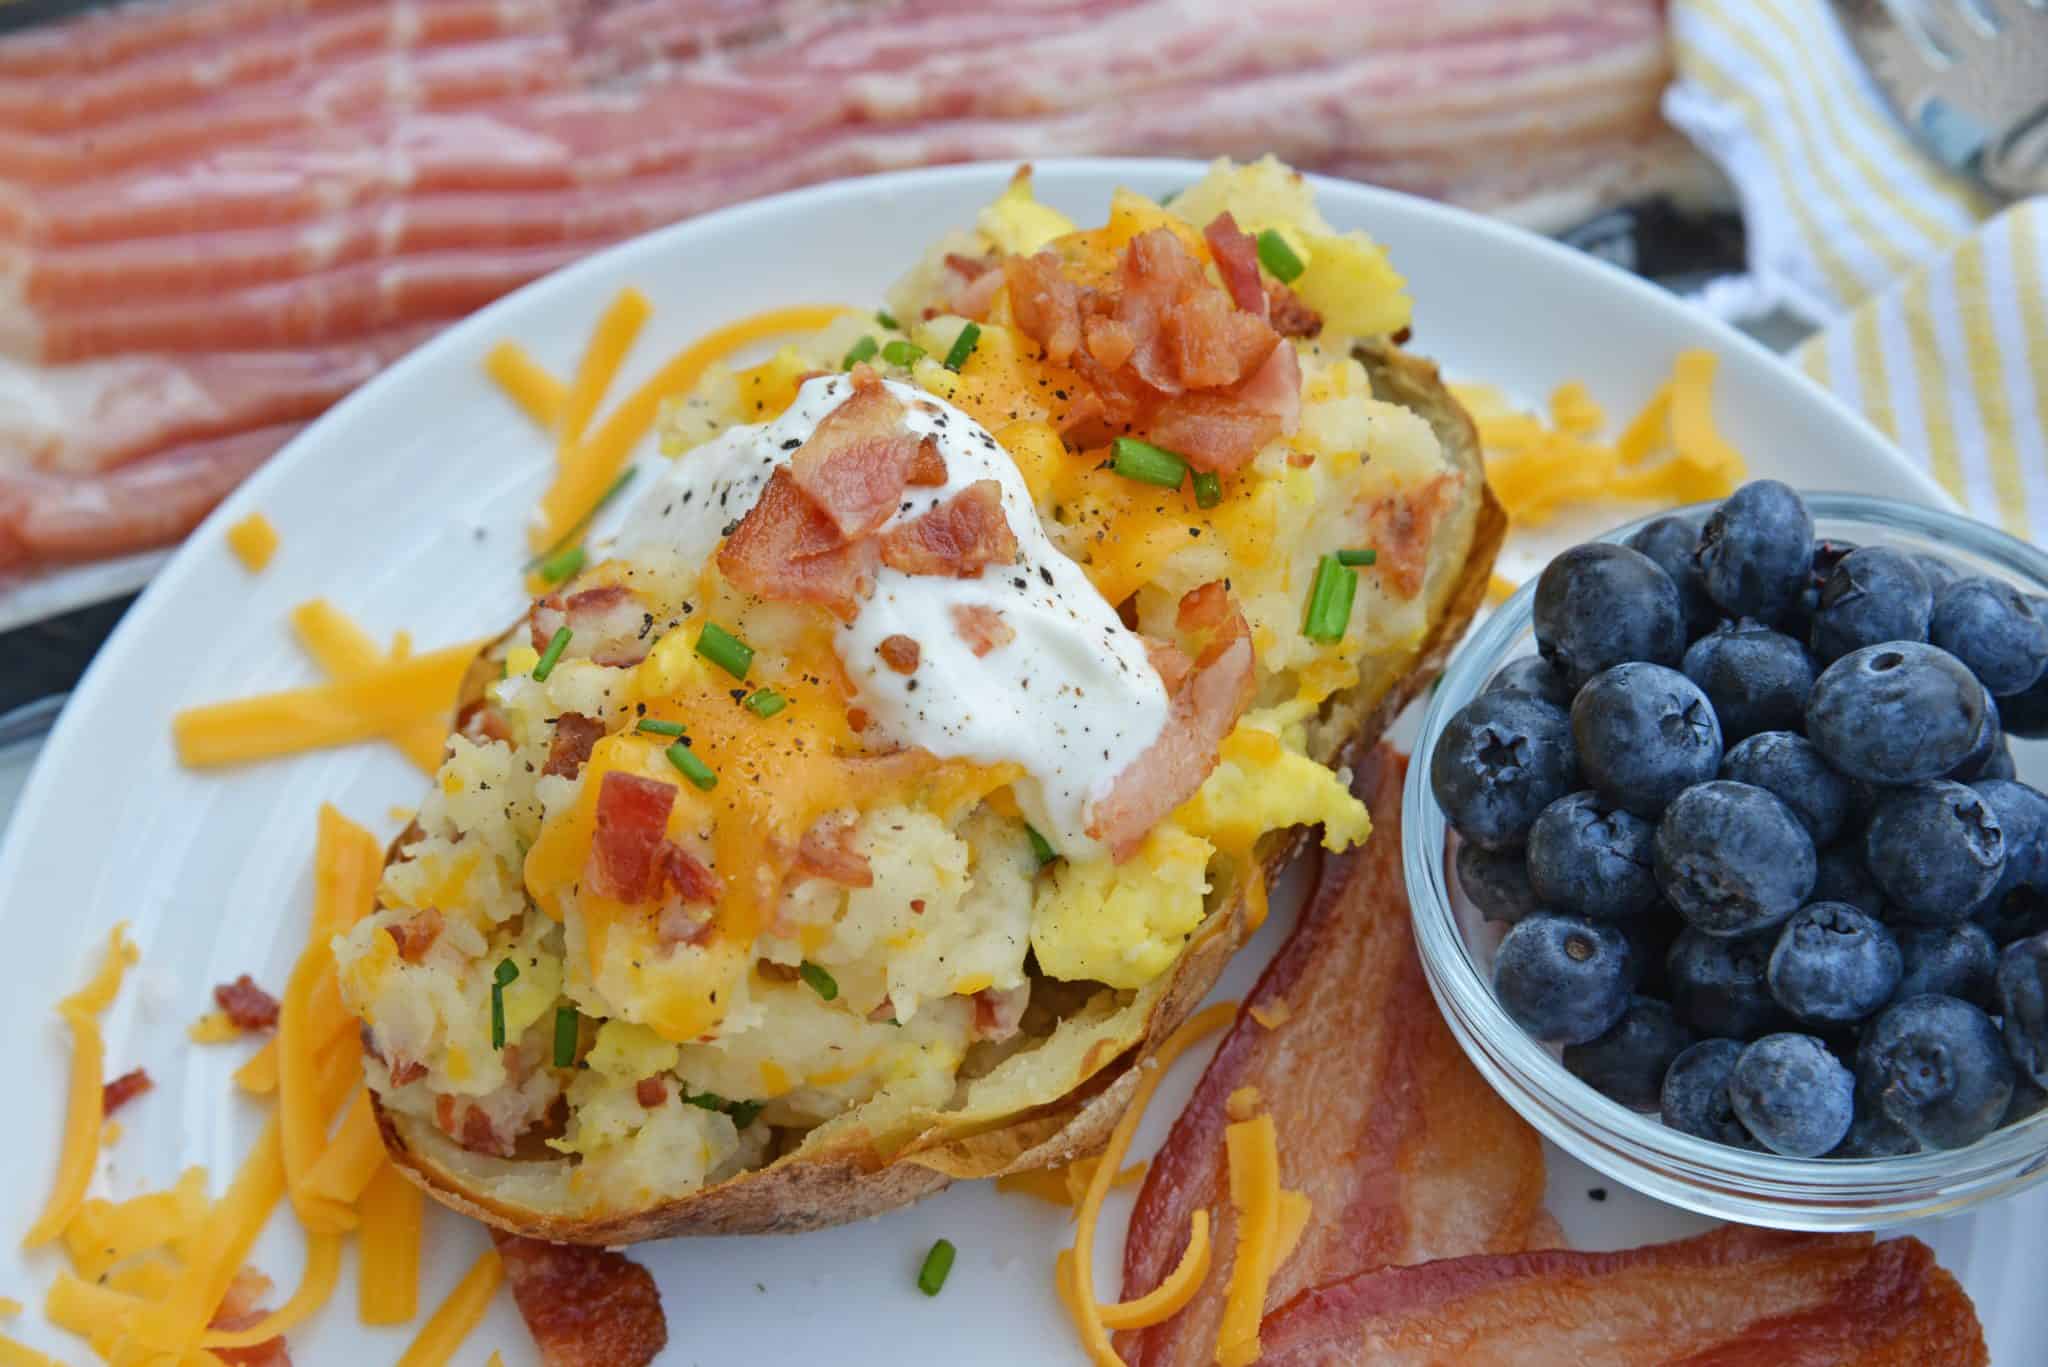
[1663,0,2047,537]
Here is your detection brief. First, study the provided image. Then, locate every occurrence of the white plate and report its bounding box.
[0,161,2037,1366]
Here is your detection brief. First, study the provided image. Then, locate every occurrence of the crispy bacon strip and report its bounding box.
[789,367,924,538]
[493,1232,668,1367]
[1147,337,1301,475]
[905,438,948,487]
[1267,283,1323,339]
[1004,251,1089,364]
[455,698,511,745]
[1203,212,1269,321]
[101,1067,153,1118]
[214,974,281,1030]
[878,479,1018,578]
[1258,1227,1986,1367]
[717,466,880,623]
[529,585,652,668]
[1176,580,1230,632]
[658,841,723,905]
[587,771,677,903]
[1116,748,1548,1365]
[543,711,607,779]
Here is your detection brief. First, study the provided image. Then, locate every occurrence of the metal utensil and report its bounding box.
[1834,0,2048,198]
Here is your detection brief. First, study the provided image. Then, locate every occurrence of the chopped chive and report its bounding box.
[1159,188,1181,206]
[1336,547,1378,567]
[552,1006,579,1067]
[726,1099,765,1129]
[881,339,926,367]
[917,1239,957,1296]
[942,321,982,372]
[876,310,900,331]
[666,740,717,791]
[743,688,787,718]
[532,626,572,681]
[695,622,753,679]
[1302,554,1359,643]
[522,467,637,571]
[1111,436,1189,489]
[843,335,879,369]
[1193,471,1222,509]
[1026,825,1057,866]
[798,960,838,1002]
[536,544,586,586]
[490,958,519,1050]
[636,718,686,737]
[682,1088,728,1113]
[1256,229,1305,284]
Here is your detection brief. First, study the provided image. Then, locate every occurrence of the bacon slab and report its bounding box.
[877,480,1018,579]
[1116,747,1549,1365]
[587,771,678,904]
[1258,1226,1987,1367]
[1202,213,1270,322]
[717,466,880,623]
[789,368,924,538]
[493,1231,668,1367]
[214,974,282,1030]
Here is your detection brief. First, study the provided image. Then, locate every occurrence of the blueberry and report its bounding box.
[1806,642,1987,784]
[1915,553,1963,595]
[1455,842,1545,925]
[1856,994,2014,1149]
[1431,692,1579,851]
[1621,911,1680,998]
[1667,928,1790,1037]
[1786,537,1862,642]
[1624,515,1718,638]
[1681,621,1816,743]
[1533,543,1686,688]
[1563,996,1696,1110]
[1493,913,1633,1044]
[1525,791,1659,922]
[1865,781,2006,923]
[1765,903,1901,1026]
[1484,654,1576,710]
[1656,781,1816,937]
[1720,732,1852,846]
[1813,843,1887,918]
[1729,1033,1856,1156]
[1976,740,2017,782]
[2006,1073,2048,1125]
[1968,778,2048,906]
[1660,1038,1758,1147]
[1997,934,2048,1088]
[1895,922,1998,1010]
[1572,663,1722,817]
[1976,886,2048,946]
[1696,480,1815,625]
[1931,577,2048,696]
[1828,1103,1920,1158]
[1943,681,2003,781]
[1997,663,2048,740]
[1808,547,1933,665]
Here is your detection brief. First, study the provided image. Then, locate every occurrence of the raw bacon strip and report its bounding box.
[789,368,922,538]
[877,481,1018,579]
[1257,1226,1987,1367]
[717,467,880,623]
[588,772,678,904]
[1116,747,1548,1365]
[493,1231,669,1367]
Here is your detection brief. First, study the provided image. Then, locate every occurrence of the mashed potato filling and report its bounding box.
[336,158,1458,1216]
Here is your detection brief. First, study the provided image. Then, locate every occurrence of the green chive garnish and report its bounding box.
[876,310,900,331]
[1256,229,1305,284]
[490,959,519,1050]
[843,335,879,369]
[942,322,982,372]
[882,339,926,368]
[727,1099,765,1129]
[1193,471,1222,509]
[536,544,586,586]
[666,741,717,791]
[743,688,787,718]
[1336,548,1378,567]
[532,626,572,681]
[1302,553,1359,643]
[1026,825,1057,867]
[636,718,686,737]
[696,623,753,679]
[798,961,838,1001]
[552,1006,578,1067]
[917,1239,957,1296]
[522,467,637,571]
[683,1088,728,1113]
[1111,436,1189,489]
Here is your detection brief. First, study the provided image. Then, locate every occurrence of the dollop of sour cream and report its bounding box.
[613,374,1169,856]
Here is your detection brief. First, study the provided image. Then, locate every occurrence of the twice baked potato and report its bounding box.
[338,160,1505,1243]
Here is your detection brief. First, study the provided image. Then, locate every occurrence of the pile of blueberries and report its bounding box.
[1431,480,2048,1160]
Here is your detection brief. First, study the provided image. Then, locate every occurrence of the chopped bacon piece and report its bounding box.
[384,909,444,963]
[529,585,652,668]
[878,480,1018,578]
[972,984,1030,1042]
[1267,282,1323,339]
[795,813,874,888]
[1258,1227,1986,1367]
[1202,212,1270,321]
[635,1077,668,1108]
[1124,229,1274,394]
[951,602,1014,656]
[587,772,677,903]
[209,1267,291,1367]
[1117,749,1550,1366]
[944,252,995,281]
[717,467,880,623]
[1360,472,1461,599]
[658,841,723,905]
[543,711,606,779]
[946,253,1005,318]
[789,367,924,539]
[493,1232,668,1367]
[436,1093,515,1157]
[363,1025,430,1088]
[101,1067,153,1117]
[1144,637,1194,695]
[905,438,948,487]
[1148,338,1302,475]
[1088,611,1255,861]
[214,974,281,1030]
[455,698,512,745]
[877,634,921,674]
[1004,252,1090,365]
[1176,580,1230,632]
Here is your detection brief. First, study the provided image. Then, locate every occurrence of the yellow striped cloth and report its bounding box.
[1666,0,2045,536]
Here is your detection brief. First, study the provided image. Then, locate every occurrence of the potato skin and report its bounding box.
[373,344,1507,1243]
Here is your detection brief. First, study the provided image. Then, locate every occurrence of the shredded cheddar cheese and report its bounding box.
[395,1248,504,1367]
[1247,1001,1291,1031]
[484,340,568,431]
[1215,1112,1282,1367]
[290,599,449,773]
[300,1089,385,1207]
[357,1162,424,1326]
[998,1156,1146,1208]
[1225,1086,1263,1122]
[198,1232,342,1349]
[0,1331,66,1367]
[22,925,137,1250]
[0,1303,17,1320]
[559,288,653,449]
[1486,574,1519,605]
[1055,1208,1213,1332]
[234,1040,280,1095]
[187,1011,244,1044]
[225,513,280,573]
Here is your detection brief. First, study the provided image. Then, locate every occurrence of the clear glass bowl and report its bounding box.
[1404,493,2048,1230]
